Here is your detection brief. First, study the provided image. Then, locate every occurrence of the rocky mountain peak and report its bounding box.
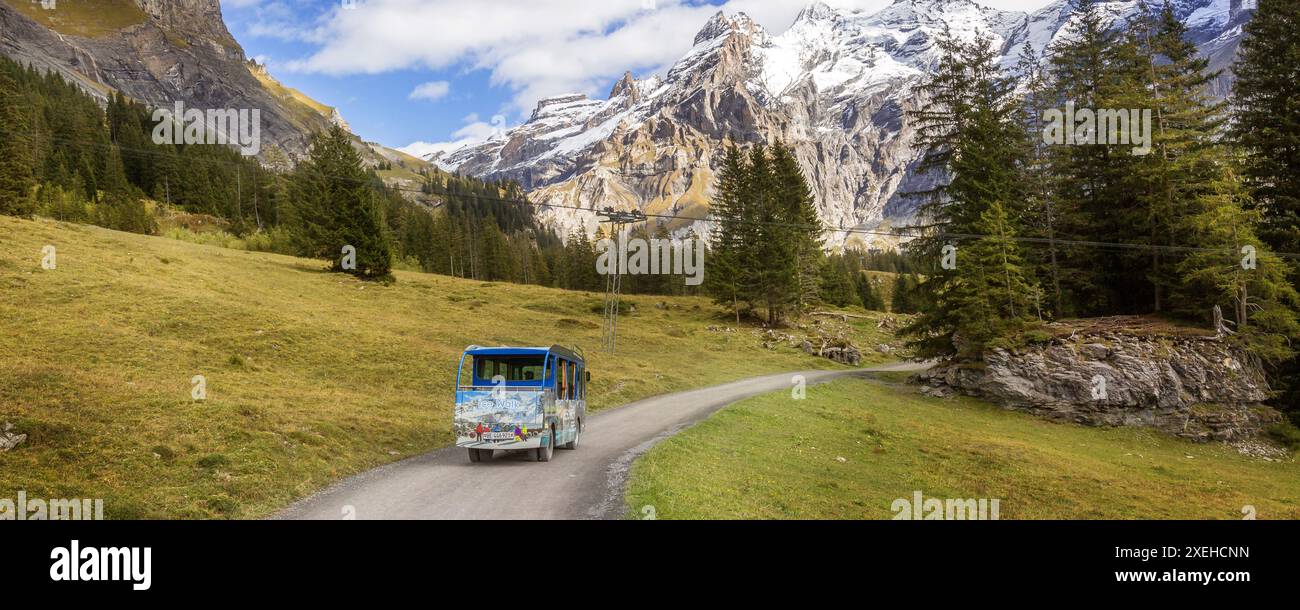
[793,1,839,24]
[131,0,237,49]
[693,10,764,46]
[530,93,598,121]
[608,71,639,101]
[132,0,221,22]
[888,0,983,8]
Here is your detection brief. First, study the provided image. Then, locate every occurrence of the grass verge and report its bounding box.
[626,376,1300,519]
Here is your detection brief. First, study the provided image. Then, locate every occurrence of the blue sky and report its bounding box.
[219,0,1056,155]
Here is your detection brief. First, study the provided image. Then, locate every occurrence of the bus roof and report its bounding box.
[462,344,584,363]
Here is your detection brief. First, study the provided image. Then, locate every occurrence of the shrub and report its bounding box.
[1266,422,1300,451]
[196,453,230,469]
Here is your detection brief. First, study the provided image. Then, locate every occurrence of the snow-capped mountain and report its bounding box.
[427,0,1254,248]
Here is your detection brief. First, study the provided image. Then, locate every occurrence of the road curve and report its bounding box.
[273,362,927,520]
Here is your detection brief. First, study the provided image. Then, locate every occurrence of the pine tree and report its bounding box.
[770,142,824,312]
[0,68,35,216]
[856,272,886,312]
[288,125,392,278]
[1017,41,1065,315]
[936,202,1036,359]
[1232,0,1300,255]
[746,145,798,325]
[1231,0,1300,422]
[891,274,921,314]
[903,28,1029,357]
[476,215,516,282]
[1045,0,1147,314]
[92,145,155,235]
[1125,1,1227,313]
[817,255,858,308]
[708,145,750,323]
[1174,161,1300,366]
[564,230,599,292]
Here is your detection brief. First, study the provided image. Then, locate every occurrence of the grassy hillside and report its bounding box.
[3,0,148,38]
[248,64,340,137]
[0,215,895,518]
[627,374,1300,519]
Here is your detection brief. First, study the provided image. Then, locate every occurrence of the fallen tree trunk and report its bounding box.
[808,311,873,320]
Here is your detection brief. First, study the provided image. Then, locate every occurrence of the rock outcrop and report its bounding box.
[913,317,1282,442]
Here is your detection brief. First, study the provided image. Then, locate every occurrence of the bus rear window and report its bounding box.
[474,356,546,383]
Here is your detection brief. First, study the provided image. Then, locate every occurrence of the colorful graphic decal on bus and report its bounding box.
[454,390,545,446]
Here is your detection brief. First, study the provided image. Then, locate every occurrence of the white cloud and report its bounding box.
[409,80,452,102]
[285,0,911,114]
[299,0,1058,147]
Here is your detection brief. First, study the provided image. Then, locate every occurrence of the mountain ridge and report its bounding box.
[426,0,1251,248]
[0,0,343,162]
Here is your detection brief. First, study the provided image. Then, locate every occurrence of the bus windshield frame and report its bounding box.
[469,354,547,387]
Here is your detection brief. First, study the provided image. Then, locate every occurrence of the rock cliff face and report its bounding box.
[914,318,1281,442]
[430,0,1249,246]
[0,0,340,160]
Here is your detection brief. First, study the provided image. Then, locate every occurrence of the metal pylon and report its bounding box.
[597,207,647,353]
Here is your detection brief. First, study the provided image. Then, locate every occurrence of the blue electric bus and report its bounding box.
[454,345,587,463]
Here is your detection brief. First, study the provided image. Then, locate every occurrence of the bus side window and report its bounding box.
[555,359,564,398]
[558,360,565,400]
[567,362,576,400]
[567,360,573,400]
[577,366,585,399]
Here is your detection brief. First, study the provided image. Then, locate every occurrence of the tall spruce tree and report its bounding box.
[1017,41,1065,315]
[1045,0,1146,314]
[1174,160,1300,366]
[942,201,1037,358]
[708,145,751,323]
[770,142,824,312]
[891,274,922,314]
[1232,0,1300,422]
[707,142,827,324]
[903,28,1030,358]
[288,125,392,278]
[1124,1,1227,313]
[744,145,798,325]
[817,255,858,308]
[1232,0,1300,255]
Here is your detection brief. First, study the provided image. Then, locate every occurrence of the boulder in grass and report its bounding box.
[0,422,26,452]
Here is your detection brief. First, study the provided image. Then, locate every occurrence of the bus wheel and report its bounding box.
[469,448,490,462]
[536,429,555,462]
[562,420,580,450]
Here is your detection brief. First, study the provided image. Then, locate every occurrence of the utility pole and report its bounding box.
[252,166,262,230]
[597,206,647,353]
[236,166,243,225]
